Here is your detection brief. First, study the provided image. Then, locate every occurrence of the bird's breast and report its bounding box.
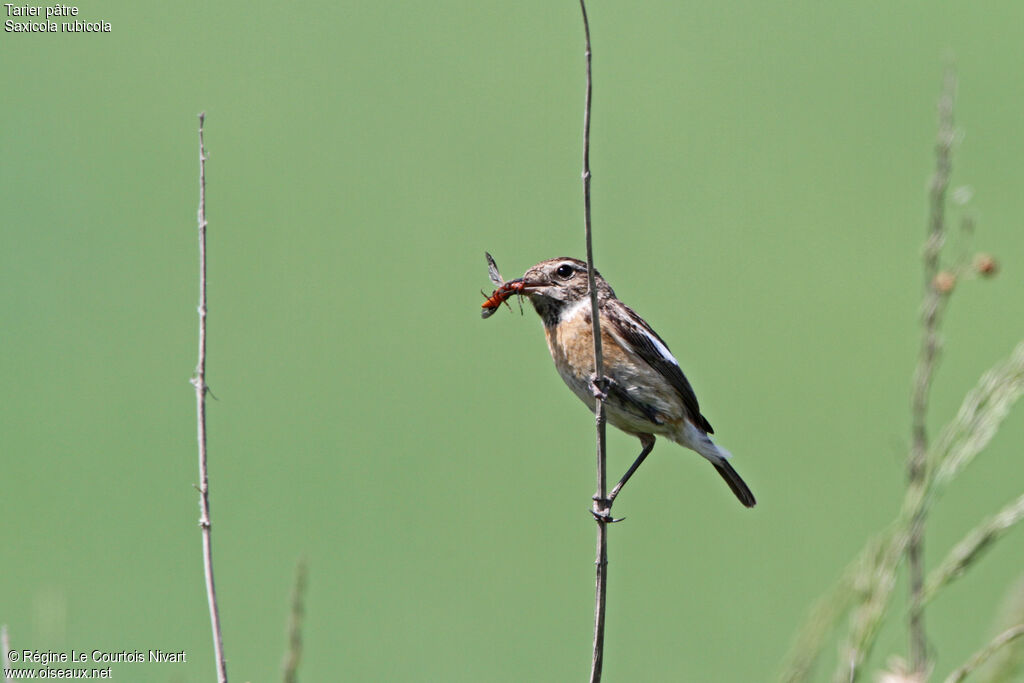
[542,303,687,436]
[543,307,597,408]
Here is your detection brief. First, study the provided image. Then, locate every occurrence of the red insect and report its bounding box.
[481,279,525,318]
[480,251,525,319]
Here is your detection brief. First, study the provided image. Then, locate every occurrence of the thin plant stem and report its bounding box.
[578,2,610,682]
[192,112,229,683]
[832,340,1024,683]
[2,624,11,683]
[783,75,1021,683]
[282,559,308,683]
[943,625,1024,683]
[908,66,956,676]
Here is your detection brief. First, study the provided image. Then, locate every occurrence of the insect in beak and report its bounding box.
[481,278,525,318]
[481,252,528,318]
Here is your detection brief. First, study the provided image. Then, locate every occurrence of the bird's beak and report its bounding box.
[518,273,548,293]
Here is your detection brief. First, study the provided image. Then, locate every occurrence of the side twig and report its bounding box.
[907,66,956,676]
[191,112,229,683]
[282,559,308,683]
[578,2,610,682]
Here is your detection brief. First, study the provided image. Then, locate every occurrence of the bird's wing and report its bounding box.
[604,299,714,434]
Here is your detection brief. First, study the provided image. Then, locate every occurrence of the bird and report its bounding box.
[498,256,755,508]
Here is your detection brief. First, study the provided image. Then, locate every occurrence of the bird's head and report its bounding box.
[519,257,615,326]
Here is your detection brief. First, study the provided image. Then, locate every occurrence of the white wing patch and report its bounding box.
[610,319,680,368]
[645,327,680,367]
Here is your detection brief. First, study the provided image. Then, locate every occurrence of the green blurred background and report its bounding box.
[3,1,1023,681]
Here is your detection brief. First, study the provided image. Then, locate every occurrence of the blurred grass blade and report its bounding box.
[777,565,859,682]
[831,530,909,683]
[931,342,1024,490]
[944,625,1024,683]
[979,576,1024,682]
[2,624,10,683]
[825,342,1024,682]
[921,493,1024,607]
[778,532,904,683]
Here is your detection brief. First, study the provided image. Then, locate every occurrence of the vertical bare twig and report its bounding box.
[192,112,229,683]
[907,67,956,676]
[282,560,308,683]
[2,624,12,683]
[577,2,610,682]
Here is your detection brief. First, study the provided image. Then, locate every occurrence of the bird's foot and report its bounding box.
[589,374,614,401]
[590,495,625,523]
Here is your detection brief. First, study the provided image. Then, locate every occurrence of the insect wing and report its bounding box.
[485,251,504,287]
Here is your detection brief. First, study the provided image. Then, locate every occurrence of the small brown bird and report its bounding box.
[487,257,755,508]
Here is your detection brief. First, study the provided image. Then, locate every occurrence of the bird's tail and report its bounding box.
[711,459,756,508]
[684,427,757,508]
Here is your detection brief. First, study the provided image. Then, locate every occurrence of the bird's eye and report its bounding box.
[556,264,575,278]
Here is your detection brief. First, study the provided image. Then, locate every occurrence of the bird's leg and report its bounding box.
[588,372,623,522]
[590,436,655,523]
[608,435,656,504]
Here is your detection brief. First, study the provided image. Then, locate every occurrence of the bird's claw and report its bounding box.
[590,497,625,523]
[589,374,613,401]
